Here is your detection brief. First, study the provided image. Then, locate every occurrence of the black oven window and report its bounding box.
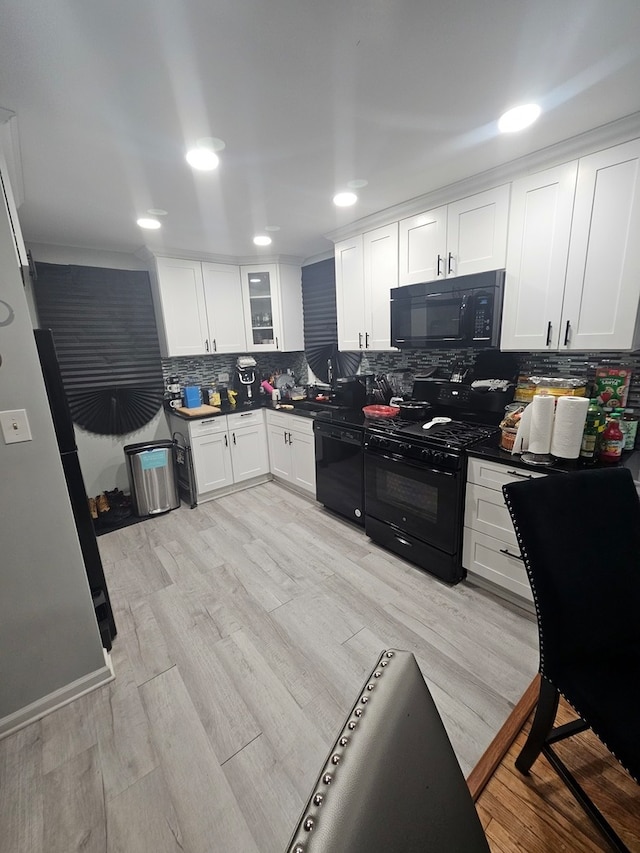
[378,469,438,525]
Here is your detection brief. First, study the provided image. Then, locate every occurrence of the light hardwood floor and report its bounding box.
[477,695,640,851]
[0,481,539,852]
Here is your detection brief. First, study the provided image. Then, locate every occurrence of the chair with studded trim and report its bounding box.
[503,467,640,853]
[286,649,489,852]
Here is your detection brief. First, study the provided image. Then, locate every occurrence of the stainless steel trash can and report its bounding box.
[124,440,180,517]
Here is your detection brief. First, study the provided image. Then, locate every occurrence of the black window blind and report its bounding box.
[33,263,164,435]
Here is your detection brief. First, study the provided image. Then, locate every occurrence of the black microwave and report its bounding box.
[390,269,505,349]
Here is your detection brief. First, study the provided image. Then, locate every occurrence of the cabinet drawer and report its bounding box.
[265,409,292,429]
[227,408,264,429]
[465,483,518,546]
[467,456,547,490]
[290,415,314,437]
[462,527,532,602]
[188,416,228,438]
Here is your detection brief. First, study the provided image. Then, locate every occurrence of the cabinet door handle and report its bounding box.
[205,339,209,352]
[284,431,288,445]
[507,469,534,479]
[365,332,370,349]
[447,252,454,275]
[546,321,552,346]
[224,434,228,447]
[437,254,443,277]
[358,332,363,349]
[288,432,293,444]
[500,548,524,562]
[213,339,217,352]
[275,336,279,349]
[564,320,571,346]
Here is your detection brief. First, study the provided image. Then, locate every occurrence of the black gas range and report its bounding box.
[363,412,500,585]
[365,417,498,469]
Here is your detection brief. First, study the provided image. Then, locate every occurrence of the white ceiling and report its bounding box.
[1,0,640,263]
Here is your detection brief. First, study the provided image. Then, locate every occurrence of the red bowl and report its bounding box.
[362,404,400,419]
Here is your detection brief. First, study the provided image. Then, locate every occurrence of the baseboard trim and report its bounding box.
[0,652,114,741]
[466,674,540,802]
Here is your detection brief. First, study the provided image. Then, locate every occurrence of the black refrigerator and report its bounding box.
[34,329,116,650]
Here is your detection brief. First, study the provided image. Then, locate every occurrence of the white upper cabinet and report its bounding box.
[363,223,398,350]
[398,186,509,285]
[335,223,398,351]
[501,162,578,351]
[560,139,640,351]
[502,139,640,351]
[153,257,248,356]
[446,185,510,277]
[201,262,247,354]
[153,257,209,357]
[240,263,303,352]
[335,237,366,351]
[398,207,446,285]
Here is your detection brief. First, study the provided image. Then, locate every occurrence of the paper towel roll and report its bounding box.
[528,394,555,454]
[550,396,590,459]
[511,402,532,454]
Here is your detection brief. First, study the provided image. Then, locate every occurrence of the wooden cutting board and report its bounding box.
[175,405,221,417]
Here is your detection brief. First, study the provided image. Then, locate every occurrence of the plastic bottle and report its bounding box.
[599,413,624,463]
[579,398,606,464]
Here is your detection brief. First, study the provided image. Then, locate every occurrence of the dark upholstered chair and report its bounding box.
[503,467,640,852]
[286,649,489,852]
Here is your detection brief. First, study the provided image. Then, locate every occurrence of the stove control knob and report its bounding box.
[398,442,411,452]
[420,448,432,461]
[432,452,443,463]
[377,437,389,448]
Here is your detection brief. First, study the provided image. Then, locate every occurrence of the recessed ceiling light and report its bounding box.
[253,235,272,246]
[137,217,161,230]
[264,225,281,232]
[333,191,358,207]
[147,208,168,216]
[347,179,368,189]
[498,103,541,133]
[186,147,220,170]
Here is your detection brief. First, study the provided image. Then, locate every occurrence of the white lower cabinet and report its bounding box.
[171,410,269,503]
[463,457,547,603]
[227,410,270,483]
[266,410,316,494]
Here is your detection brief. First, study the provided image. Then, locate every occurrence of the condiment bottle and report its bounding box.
[599,413,624,463]
[579,398,606,464]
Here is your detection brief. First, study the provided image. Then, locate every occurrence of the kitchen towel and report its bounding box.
[528,394,556,455]
[550,396,590,459]
[511,402,533,454]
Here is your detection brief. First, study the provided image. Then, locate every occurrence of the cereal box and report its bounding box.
[595,366,632,409]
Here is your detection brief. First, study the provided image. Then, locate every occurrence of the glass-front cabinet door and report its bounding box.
[240,264,281,351]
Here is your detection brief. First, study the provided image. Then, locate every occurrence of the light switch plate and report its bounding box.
[0,409,33,444]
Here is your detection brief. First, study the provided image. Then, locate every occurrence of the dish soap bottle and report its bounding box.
[579,398,606,465]
[599,412,624,463]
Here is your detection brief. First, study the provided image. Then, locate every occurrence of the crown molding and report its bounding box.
[324,111,640,243]
[137,245,304,267]
[301,249,335,266]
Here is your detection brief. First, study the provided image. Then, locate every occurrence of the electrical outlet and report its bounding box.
[218,372,229,383]
[0,409,33,444]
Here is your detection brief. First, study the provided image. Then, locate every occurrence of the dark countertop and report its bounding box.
[468,435,640,480]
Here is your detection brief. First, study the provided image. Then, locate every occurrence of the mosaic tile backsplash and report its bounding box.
[360,348,640,410]
[163,347,640,411]
[162,351,308,389]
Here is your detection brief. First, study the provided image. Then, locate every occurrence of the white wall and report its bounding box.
[28,242,170,497]
[77,410,170,497]
[0,196,108,725]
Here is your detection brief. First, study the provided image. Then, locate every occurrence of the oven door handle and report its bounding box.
[367,451,457,478]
